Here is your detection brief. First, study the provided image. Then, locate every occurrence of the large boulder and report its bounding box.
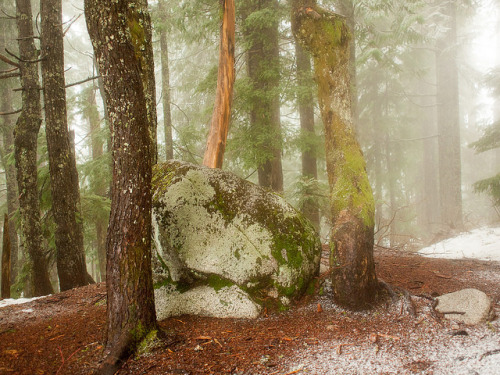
[152,161,321,319]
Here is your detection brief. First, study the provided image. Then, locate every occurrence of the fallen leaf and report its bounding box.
[317,303,323,312]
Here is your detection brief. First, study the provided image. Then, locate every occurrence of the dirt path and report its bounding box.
[1,249,499,374]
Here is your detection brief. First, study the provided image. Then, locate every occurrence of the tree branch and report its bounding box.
[0,109,22,116]
[0,72,20,80]
[65,75,100,89]
[0,53,20,68]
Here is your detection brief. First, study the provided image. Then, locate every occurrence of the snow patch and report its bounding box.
[0,296,44,309]
[418,227,500,261]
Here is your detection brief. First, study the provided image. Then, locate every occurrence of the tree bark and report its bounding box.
[14,0,53,296]
[203,0,236,169]
[0,89,20,284]
[158,0,174,160]
[435,0,463,231]
[40,0,91,291]
[1,214,11,298]
[85,0,157,371]
[295,41,320,230]
[242,0,283,191]
[292,1,379,309]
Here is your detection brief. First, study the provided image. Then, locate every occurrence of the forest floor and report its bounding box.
[1,246,500,375]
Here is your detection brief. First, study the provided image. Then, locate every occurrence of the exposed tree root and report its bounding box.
[378,280,416,317]
[96,332,133,375]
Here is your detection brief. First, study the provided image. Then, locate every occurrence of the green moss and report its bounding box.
[206,274,234,291]
[136,329,160,357]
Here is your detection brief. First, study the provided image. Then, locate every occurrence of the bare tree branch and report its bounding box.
[0,109,22,116]
[0,53,20,68]
[65,75,100,89]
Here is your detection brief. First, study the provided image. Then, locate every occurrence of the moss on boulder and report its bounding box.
[152,161,321,319]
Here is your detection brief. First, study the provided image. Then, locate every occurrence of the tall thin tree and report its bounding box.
[435,0,463,230]
[242,0,284,191]
[158,0,174,160]
[85,0,157,372]
[14,0,53,296]
[40,0,91,290]
[203,0,236,168]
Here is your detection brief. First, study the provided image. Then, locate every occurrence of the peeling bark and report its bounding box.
[203,0,235,169]
[291,0,379,309]
[85,0,157,371]
[14,0,53,296]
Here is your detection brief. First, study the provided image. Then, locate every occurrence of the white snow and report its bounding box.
[0,296,44,309]
[418,226,500,261]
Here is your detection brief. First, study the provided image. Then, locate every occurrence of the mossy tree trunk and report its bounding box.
[85,0,157,373]
[291,0,379,309]
[40,0,92,291]
[203,0,235,169]
[14,0,53,297]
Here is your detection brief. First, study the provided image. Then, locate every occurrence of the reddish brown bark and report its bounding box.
[203,0,236,169]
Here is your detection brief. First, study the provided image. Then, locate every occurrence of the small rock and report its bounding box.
[436,288,492,325]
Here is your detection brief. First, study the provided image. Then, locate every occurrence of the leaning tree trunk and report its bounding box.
[292,1,379,309]
[85,0,157,372]
[14,0,53,296]
[40,0,91,291]
[203,0,235,169]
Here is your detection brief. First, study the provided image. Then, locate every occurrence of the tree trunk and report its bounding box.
[85,0,157,372]
[292,1,379,309]
[0,90,20,284]
[242,0,283,191]
[158,0,174,160]
[40,0,91,291]
[203,0,236,169]
[295,41,320,230]
[1,214,11,298]
[85,87,107,281]
[14,0,53,297]
[435,0,463,231]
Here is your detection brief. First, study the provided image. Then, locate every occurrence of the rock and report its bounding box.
[152,161,322,319]
[435,288,493,325]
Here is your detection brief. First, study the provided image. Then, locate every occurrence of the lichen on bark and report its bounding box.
[291,1,379,309]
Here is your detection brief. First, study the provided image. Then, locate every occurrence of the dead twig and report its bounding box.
[479,348,500,361]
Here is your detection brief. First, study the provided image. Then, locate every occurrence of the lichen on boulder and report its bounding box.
[152,160,321,319]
